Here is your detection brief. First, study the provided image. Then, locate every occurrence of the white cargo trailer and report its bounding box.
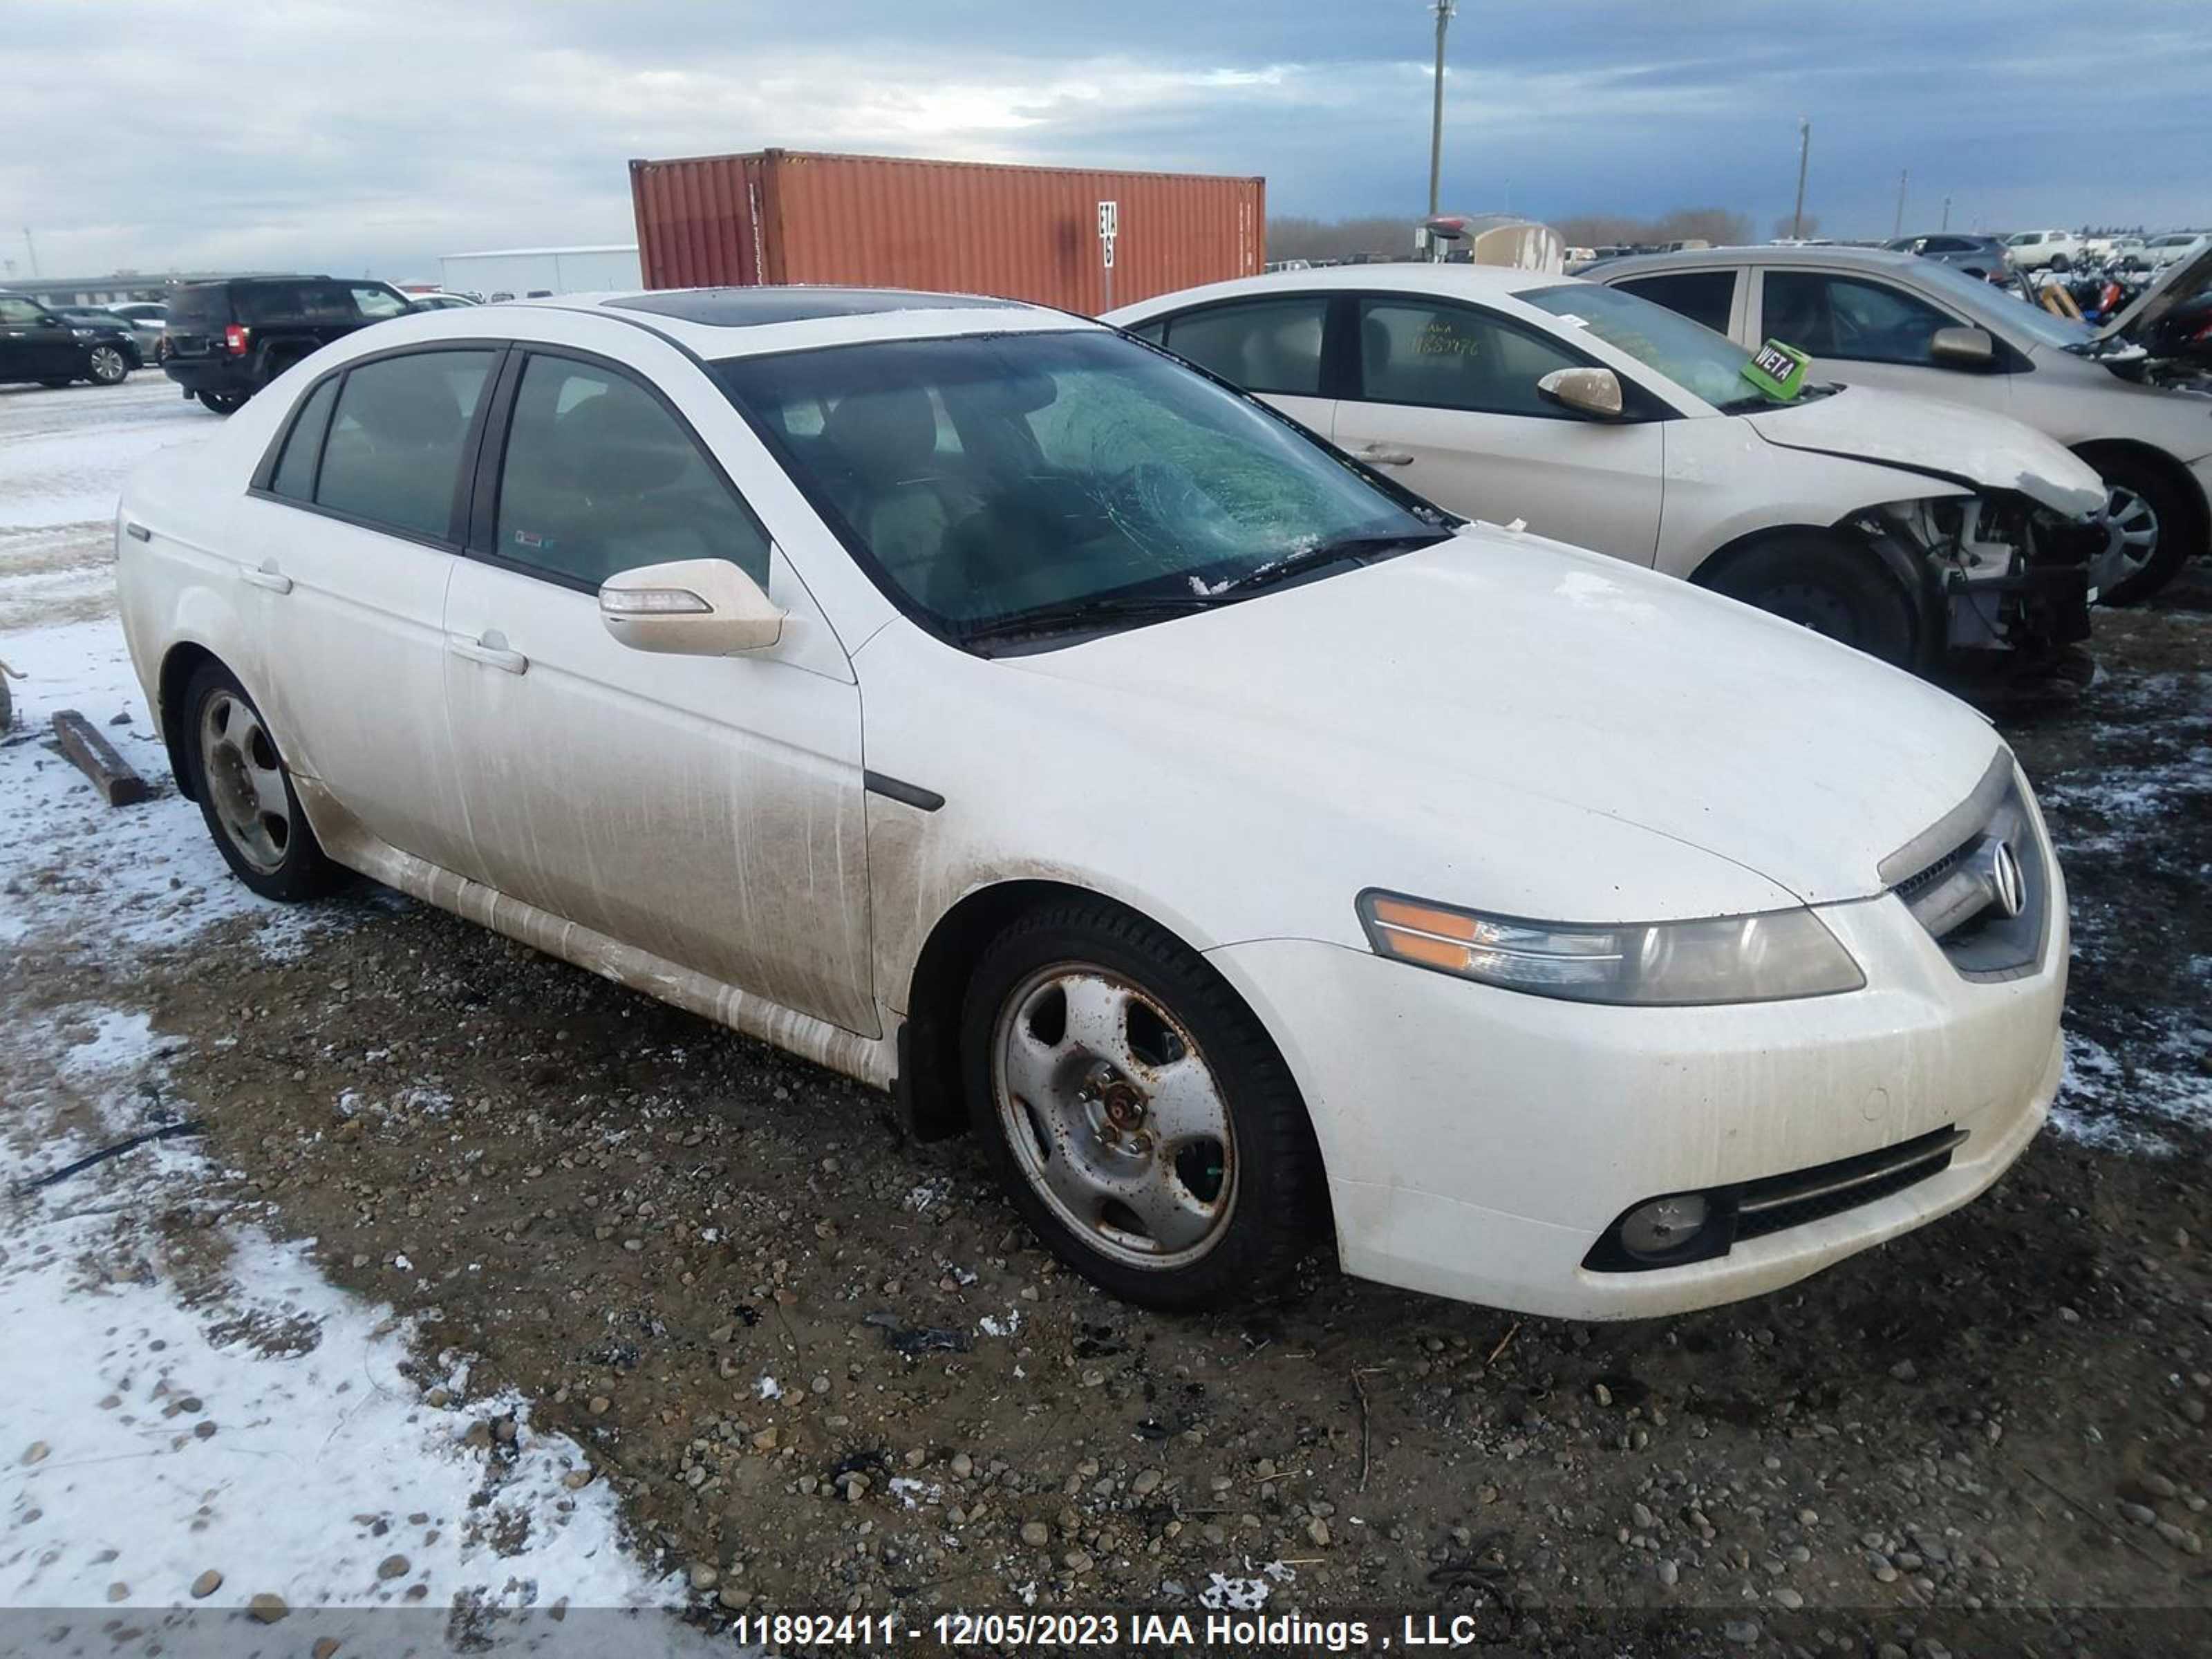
[438,244,641,299]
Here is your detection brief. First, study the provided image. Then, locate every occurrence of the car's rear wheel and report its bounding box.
[1703,536,1920,667]
[2090,454,2192,605]
[86,346,129,385]
[197,391,249,415]
[181,661,341,901]
[962,899,1322,1311]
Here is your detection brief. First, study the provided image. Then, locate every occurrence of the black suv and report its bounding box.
[0,292,138,389]
[162,275,413,413]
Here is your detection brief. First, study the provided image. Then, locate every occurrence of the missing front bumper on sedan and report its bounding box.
[1582,1125,1969,1273]
[1874,493,2106,657]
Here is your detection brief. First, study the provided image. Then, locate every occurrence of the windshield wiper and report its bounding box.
[1217,530,1452,596]
[958,592,1217,646]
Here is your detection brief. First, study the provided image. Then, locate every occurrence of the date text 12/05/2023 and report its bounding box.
[736,1610,1516,1649]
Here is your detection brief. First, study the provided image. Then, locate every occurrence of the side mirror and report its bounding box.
[1929,325,1996,368]
[1535,366,1625,420]
[600,559,785,656]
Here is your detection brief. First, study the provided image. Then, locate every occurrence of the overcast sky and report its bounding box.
[4,0,2206,282]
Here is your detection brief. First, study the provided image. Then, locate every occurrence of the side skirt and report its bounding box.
[295,780,898,1092]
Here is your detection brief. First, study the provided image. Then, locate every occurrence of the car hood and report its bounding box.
[1741,385,2106,517]
[1008,529,2005,911]
[2094,238,2212,344]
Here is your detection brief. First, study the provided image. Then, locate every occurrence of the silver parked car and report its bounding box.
[1591,243,2212,603]
[1882,234,2010,283]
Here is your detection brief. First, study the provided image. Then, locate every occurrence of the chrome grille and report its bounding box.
[1884,754,2052,982]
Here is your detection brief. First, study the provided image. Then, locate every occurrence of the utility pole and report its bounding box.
[1790,120,1811,239]
[21,227,37,279]
[1940,194,1951,231]
[1427,1,1456,220]
[1893,169,1909,238]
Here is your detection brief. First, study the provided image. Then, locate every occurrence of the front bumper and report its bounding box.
[1207,879,2066,1320]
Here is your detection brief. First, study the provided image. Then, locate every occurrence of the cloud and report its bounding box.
[0,0,2204,281]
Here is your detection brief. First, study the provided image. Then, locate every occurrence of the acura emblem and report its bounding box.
[1983,838,2027,919]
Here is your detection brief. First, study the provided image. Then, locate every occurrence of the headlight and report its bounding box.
[1358,891,1864,1006]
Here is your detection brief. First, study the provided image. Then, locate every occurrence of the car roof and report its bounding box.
[506,286,1105,359]
[1105,264,1574,317]
[1589,245,1936,281]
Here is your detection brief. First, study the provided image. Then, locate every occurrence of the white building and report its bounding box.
[438,244,641,299]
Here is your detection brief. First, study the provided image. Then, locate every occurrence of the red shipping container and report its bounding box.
[629,149,1264,314]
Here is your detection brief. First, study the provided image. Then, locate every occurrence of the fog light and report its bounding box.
[1620,1194,1709,1259]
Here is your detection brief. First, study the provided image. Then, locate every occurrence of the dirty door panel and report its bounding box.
[441,350,874,1034]
[442,559,874,1033]
[238,348,496,881]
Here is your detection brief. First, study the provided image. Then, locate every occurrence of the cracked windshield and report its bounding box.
[716,330,1445,638]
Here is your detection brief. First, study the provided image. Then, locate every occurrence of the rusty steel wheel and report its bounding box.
[992,964,1237,1271]
[963,898,1322,1311]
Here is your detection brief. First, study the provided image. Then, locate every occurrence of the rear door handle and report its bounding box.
[241,559,292,594]
[1351,444,1416,467]
[449,632,529,675]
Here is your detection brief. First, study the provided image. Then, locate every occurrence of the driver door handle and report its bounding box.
[1351,443,1416,467]
[449,632,529,675]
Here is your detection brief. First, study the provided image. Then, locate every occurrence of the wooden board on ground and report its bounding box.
[52,709,151,807]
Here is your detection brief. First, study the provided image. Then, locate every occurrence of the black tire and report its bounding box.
[2050,254,2072,273]
[197,391,250,415]
[2088,451,2195,606]
[1703,536,1920,667]
[86,344,130,385]
[960,898,1324,1311]
[179,660,342,902]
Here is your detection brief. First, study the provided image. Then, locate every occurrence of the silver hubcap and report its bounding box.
[199,692,292,873]
[91,346,124,380]
[2106,485,2160,581]
[991,964,1235,1270]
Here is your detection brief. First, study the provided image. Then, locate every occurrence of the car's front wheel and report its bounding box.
[1703,536,1920,667]
[197,390,249,415]
[86,345,130,384]
[2090,453,2192,605]
[962,899,1323,1311]
[181,661,341,901]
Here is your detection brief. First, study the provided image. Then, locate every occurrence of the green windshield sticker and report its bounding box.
[1741,339,1809,400]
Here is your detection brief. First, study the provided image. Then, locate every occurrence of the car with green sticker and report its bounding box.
[1591,243,2212,603]
[1109,267,2112,676]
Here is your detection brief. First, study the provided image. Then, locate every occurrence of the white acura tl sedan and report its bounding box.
[1108,267,2113,672]
[117,290,2066,1319]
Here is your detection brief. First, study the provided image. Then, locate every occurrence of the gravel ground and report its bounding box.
[3,376,2209,1653]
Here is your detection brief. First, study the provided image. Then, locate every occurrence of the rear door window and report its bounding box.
[491,354,771,589]
[270,375,341,501]
[1611,270,1737,335]
[1159,297,1329,395]
[314,350,495,541]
